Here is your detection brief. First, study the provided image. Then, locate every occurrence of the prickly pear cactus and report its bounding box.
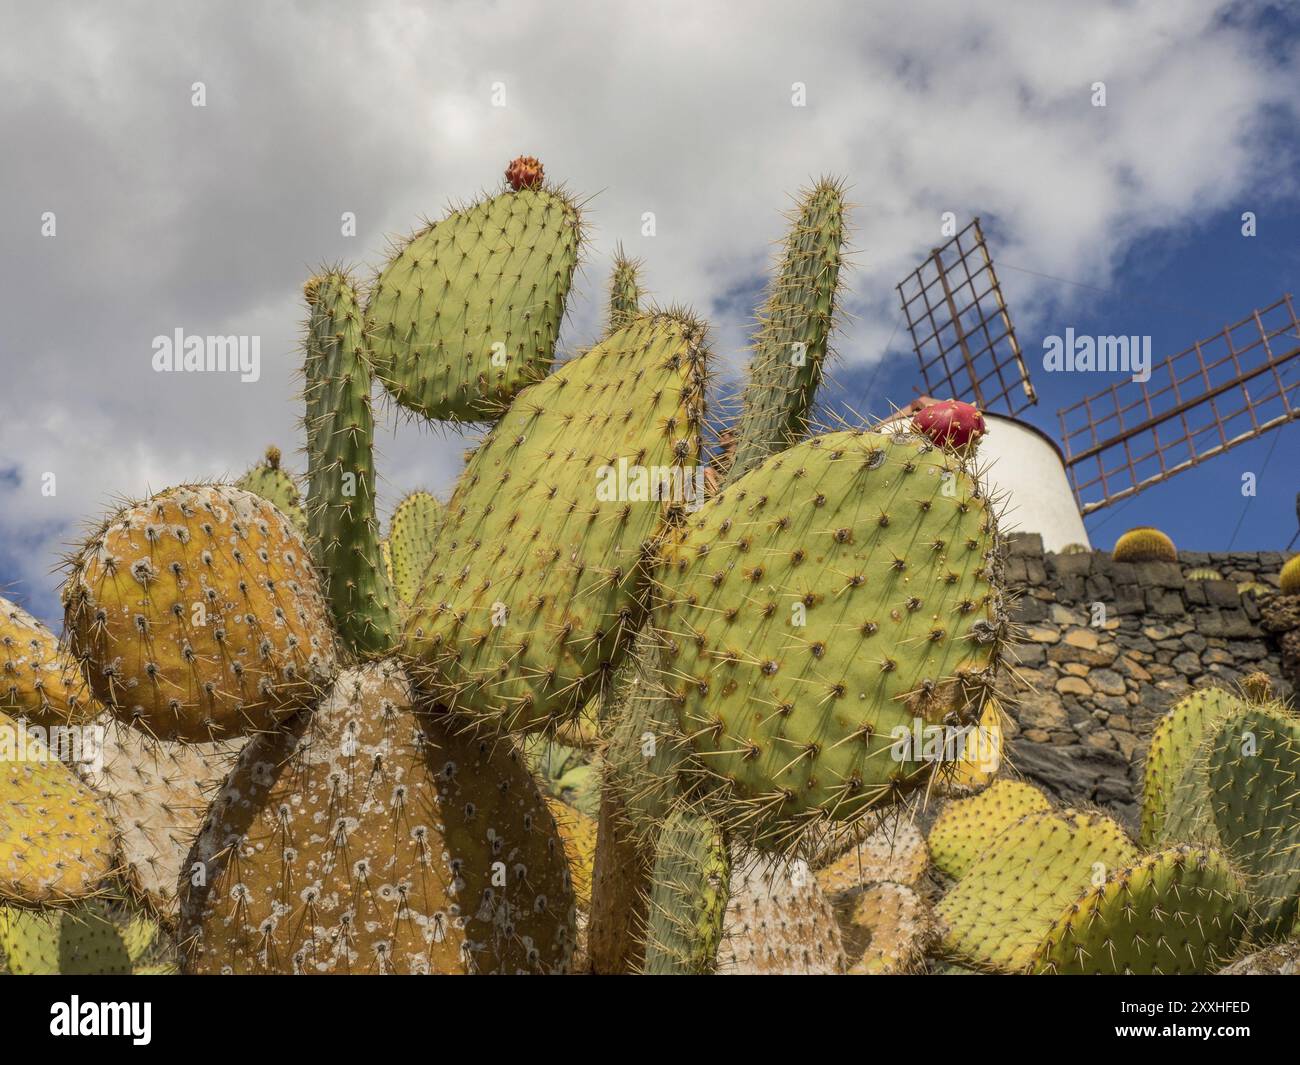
[1207,705,1300,936]
[236,445,305,533]
[944,695,1005,794]
[386,490,441,606]
[845,881,931,975]
[367,169,583,422]
[1280,553,1300,595]
[716,851,846,974]
[403,311,708,732]
[1140,686,1243,849]
[652,428,1005,847]
[2,595,100,728]
[0,900,175,975]
[935,809,1138,972]
[85,716,243,922]
[62,484,336,742]
[929,780,1051,881]
[1032,845,1247,974]
[1,709,115,904]
[303,271,400,655]
[179,661,576,974]
[643,807,730,974]
[816,812,929,896]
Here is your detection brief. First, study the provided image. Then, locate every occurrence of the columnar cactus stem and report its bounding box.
[727,178,847,482]
[302,270,399,656]
[607,243,643,333]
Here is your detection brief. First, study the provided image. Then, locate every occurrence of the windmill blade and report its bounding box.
[897,217,1037,417]
[1058,295,1300,515]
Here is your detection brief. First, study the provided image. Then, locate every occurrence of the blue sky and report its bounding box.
[832,197,1300,552]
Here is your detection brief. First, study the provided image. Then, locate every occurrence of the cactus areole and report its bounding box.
[911,400,986,451]
[506,154,545,191]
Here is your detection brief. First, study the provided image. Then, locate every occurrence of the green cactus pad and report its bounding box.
[929,780,1051,880]
[304,270,399,655]
[236,445,305,533]
[643,807,731,974]
[368,183,583,422]
[1032,846,1248,974]
[403,311,709,732]
[653,428,1005,845]
[729,178,847,481]
[387,490,441,606]
[1140,687,1243,849]
[935,809,1138,973]
[0,903,132,974]
[1207,705,1300,936]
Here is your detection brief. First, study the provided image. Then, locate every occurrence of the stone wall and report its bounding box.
[1000,534,1293,831]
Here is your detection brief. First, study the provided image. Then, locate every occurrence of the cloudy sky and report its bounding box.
[2,0,1298,624]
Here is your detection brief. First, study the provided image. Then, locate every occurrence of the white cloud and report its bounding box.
[0,0,1295,620]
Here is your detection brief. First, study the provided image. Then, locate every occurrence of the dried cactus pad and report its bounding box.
[1,594,100,727]
[846,881,931,975]
[0,710,115,904]
[929,779,1051,880]
[403,312,708,732]
[63,485,337,742]
[368,183,582,421]
[84,715,243,922]
[936,809,1138,973]
[179,661,576,974]
[717,852,845,975]
[654,429,1004,835]
[1140,686,1242,849]
[1207,705,1300,936]
[1032,845,1247,974]
[816,814,929,895]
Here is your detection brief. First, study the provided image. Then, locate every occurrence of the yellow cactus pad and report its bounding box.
[63,484,337,742]
[929,779,1051,880]
[846,881,931,975]
[0,710,115,904]
[1032,845,1248,974]
[546,796,597,910]
[936,809,1138,972]
[1,594,100,727]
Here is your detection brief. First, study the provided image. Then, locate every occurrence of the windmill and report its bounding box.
[895,219,1300,548]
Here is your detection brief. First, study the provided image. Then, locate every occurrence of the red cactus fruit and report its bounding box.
[505,155,545,191]
[911,399,986,450]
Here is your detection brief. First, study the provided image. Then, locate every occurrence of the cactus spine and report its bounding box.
[303,271,399,655]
